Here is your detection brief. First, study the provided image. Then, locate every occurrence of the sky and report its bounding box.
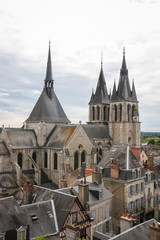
[0,0,160,132]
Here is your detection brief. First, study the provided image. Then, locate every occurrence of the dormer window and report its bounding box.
[132,170,136,179]
[17,227,26,240]
[99,190,103,200]
[72,212,78,224]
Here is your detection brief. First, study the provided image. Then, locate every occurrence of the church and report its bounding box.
[0,44,141,187]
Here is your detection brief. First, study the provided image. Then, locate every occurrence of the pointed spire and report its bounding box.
[111,80,117,102]
[89,53,110,105]
[131,79,137,101]
[45,41,53,82]
[120,47,128,75]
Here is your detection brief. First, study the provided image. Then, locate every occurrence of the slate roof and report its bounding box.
[82,124,110,140]
[98,145,143,170]
[111,49,138,103]
[26,45,70,124]
[5,128,38,148]
[45,124,77,148]
[32,185,77,230]
[58,182,113,205]
[0,196,28,232]
[21,200,59,238]
[89,66,110,105]
[0,141,10,155]
[110,219,154,240]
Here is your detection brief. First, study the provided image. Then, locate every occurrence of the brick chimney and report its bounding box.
[149,222,160,240]
[92,168,102,184]
[120,213,136,233]
[78,181,89,209]
[23,181,32,204]
[60,176,67,188]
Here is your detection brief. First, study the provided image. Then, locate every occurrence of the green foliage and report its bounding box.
[33,234,49,240]
[148,139,155,145]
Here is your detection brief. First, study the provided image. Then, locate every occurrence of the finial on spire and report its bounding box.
[49,40,51,47]
[123,47,125,56]
[101,51,103,68]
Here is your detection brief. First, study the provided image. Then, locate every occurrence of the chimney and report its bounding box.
[23,181,32,204]
[60,176,67,188]
[149,221,160,240]
[78,181,89,209]
[120,213,136,233]
[92,168,102,184]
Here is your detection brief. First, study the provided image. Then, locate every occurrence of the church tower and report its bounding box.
[88,55,110,124]
[109,48,141,159]
[25,43,70,145]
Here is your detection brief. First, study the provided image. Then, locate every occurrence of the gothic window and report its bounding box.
[97,147,102,164]
[54,153,58,170]
[103,106,106,121]
[114,105,117,122]
[44,152,48,168]
[132,105,135,118]
[120,104,122,122]
[32,152,37,168]
[81,151,86,167]
[18,153,23,168]
[107,107,110,121]
[97,106,100,120]
[74,152,79,170]
[127,104,130,121]
[92,106,95,120]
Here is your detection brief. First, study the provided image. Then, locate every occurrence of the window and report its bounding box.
[141,182,143,191]
[54,153,58,170]
[99,207,103,221]
[80,228,86,238]
[136,184,138,193]
[97,106,100,120]
[132,105,135,118]
[17,230,26,240]
[92,106,95,120]
[32,152,37,168]
[141,197,144,208]
[74,152,79,170]
[44,152,48,168]
[127,104,130,121]
[120,104,122,121]
[106,204,109,217]
[103,106,106,121]
[72,212,78,224]
[81,151,86,167]
[107,107,110,121]
[106,221,109,233]
[130,185,133,195]
[18,153,23,168]
[114,105,117,121]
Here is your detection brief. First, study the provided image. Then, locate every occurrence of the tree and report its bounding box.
[148,139,155,145]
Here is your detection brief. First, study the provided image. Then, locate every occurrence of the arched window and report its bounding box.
[114,105,117,122]
[132,105,135,118]
[103,106,106,121]
[18,153,23,168]
[107,107,110,121]
[96,147,102,164]
[74,152,79,170]
[92,106,95,120]
[120,104,122,122]
[54,153,58,170]
[81,151,86,167]
[97,106,100,120]
[127,105,130,121]
[44,152,48,168]
[32,152,37,168]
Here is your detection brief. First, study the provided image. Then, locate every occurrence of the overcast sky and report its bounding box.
[0,0,160,131]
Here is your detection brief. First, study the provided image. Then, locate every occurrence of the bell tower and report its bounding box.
[109,48,141,159]
[88,53,110,124]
